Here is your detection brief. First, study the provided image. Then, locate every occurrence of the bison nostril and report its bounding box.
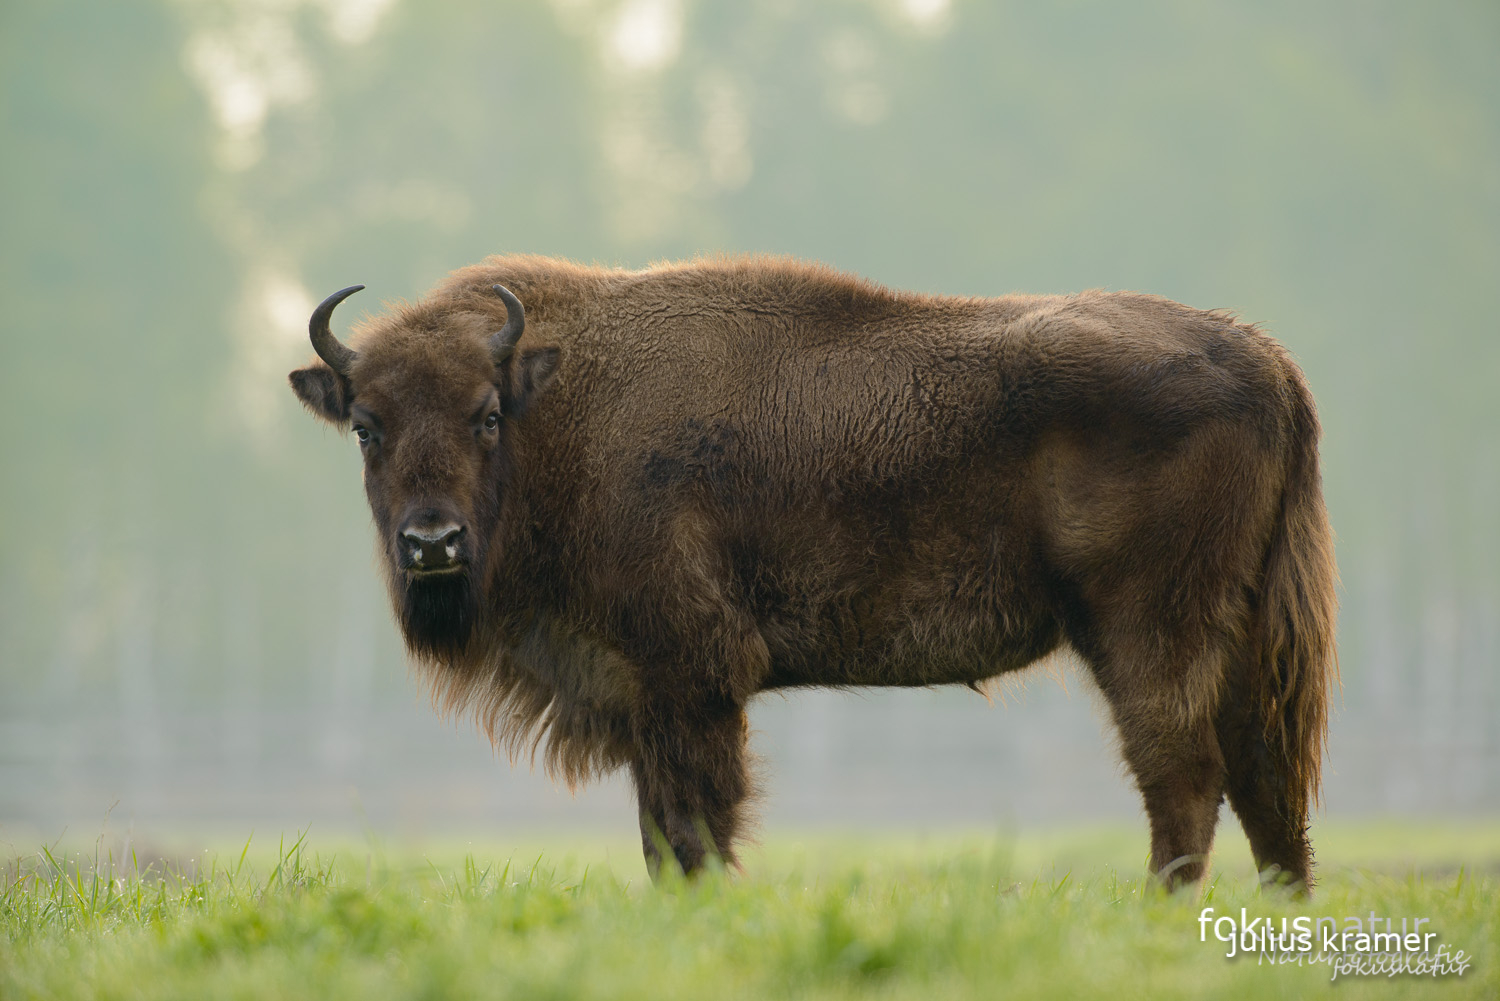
[441,527,465,561]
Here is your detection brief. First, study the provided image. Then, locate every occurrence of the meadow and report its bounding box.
[1,821,1494,1000]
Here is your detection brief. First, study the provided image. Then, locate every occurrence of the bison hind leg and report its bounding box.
[1078,636,1229,891]
[1215,654,1315,892]
[1115,698,1227,891]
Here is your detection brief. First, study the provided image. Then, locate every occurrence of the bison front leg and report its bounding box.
[629,693,752,880]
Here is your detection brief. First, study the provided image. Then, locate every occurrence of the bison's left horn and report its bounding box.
[489,284,526,364]
[310,284,364,376]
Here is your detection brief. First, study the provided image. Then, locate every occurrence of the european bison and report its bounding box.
[289,255,1337,889]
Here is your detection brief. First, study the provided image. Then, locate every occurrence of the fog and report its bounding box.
[1,0,1496,840]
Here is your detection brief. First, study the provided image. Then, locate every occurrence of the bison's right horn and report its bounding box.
[309,284,364,376]
[489,284,526,364]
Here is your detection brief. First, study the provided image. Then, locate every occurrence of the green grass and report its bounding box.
[2,823,1495,1000]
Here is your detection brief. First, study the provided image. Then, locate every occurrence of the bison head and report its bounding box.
[288,283,558,660]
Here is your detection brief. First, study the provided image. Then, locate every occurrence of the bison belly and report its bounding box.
[748,524,1065,691]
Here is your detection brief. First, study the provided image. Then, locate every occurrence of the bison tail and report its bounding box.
[1252,366,1339,826]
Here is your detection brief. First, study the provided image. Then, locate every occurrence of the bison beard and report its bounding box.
[399,573,478,661]
[287,254,1339,894]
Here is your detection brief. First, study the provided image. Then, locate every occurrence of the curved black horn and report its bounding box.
[309,284,364,376]
[489,284,526,364]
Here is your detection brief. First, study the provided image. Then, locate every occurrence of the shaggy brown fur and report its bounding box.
[289,254,1338,889]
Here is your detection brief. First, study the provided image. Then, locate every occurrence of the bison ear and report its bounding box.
[504,347,560,419]
[289,363,352,426]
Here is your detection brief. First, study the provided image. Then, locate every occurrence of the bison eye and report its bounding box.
[483,412,500,431]
[354,424,371,444]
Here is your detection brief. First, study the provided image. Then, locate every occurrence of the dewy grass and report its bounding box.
[1,830,1495,1000]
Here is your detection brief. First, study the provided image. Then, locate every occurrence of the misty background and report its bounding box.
[1,0,1496,842]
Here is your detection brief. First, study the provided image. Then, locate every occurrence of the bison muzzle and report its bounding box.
[289,254,1337,891]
